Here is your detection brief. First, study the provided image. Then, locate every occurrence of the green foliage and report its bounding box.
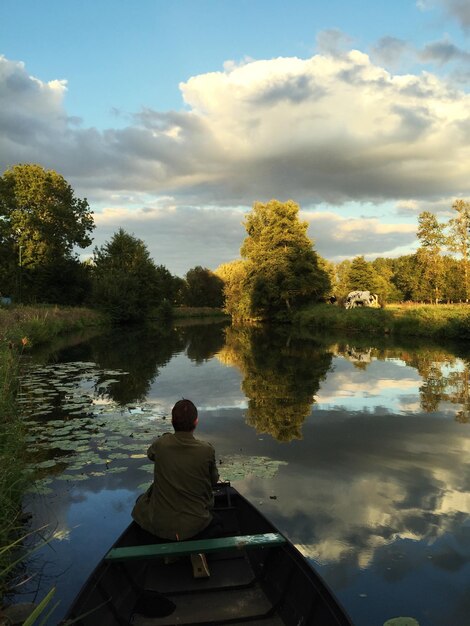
[183,266,224,307]
[238,199,330,320]
[333,259,352,299]
[447,199,470,301]
[91,229,167,323]
[154,265,184,305]
[347,256,378,291]
[417,211,445,303]
[154,298,174,322]
[215,260,251,320]
[390,255,422,301]
[0,164,94,304]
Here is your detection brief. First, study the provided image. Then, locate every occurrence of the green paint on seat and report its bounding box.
[105,533,286,562]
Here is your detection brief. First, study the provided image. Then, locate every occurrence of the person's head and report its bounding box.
[171,399,198,432]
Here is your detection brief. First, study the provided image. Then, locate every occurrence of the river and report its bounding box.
[13,320,470,625]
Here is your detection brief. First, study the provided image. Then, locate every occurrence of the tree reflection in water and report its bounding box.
[86,320,230,406]
[220,325,333,441]
[323,338,470,423]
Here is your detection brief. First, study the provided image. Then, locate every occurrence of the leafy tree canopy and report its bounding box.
[216,260,251,319]
[0,164,94,269]
[91,229,165,323]
[184,266,224,308]
[240,199,330,319]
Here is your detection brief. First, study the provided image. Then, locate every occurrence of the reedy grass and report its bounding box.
[0,305,106,346]
[0,338,28,602]
[295,303,470,340]
[0,305,106,606]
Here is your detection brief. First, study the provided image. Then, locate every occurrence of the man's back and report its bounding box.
[132,429,219,540]
[151,431,218,538]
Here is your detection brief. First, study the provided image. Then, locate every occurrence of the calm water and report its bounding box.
[14,321,470,626]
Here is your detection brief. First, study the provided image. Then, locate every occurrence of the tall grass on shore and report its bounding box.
[0,337,28,601]
[0,305,106,347]
[0,305,105,604]
[295,303,470,340]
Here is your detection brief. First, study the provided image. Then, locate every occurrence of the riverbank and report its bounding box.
[0,305,107,605]
[172,306,229,318]
[295,303,470,340]
[0,305,107,346]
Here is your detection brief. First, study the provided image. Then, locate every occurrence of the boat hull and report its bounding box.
[62,485,352,625]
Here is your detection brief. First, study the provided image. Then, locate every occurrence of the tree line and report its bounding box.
[1,163,469,322]
[328,202,470,307]
[0,164,224,322]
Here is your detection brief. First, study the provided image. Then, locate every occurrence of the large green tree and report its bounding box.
[391,254,422,301]
[446,199,470,301]
[333,259,352,299]
[347,256,379,292]
[215,260,251,319]
[417,211,445,303]
[91,229,164,323]
[183,266,224,307]
[240,199,330,319]
[0,164,94,300]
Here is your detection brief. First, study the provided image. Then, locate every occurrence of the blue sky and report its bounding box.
[1,0,470,275]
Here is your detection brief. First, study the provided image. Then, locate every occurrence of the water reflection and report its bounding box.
[16,324,470,626]
[220,325,333,441]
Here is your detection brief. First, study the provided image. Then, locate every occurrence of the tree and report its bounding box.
[183,266,224,307]
[0,164,94,300]
[347,256,378,291]
[446,199,470,301]
[154,265,185,305]
[441,255,465,303]
[240,199,330,319]
[417,211,445,303]
[215,260,250,319]
[334,259,352,299]
[392,255,423,301]
[371,257,403,303]
[91,229,162,323]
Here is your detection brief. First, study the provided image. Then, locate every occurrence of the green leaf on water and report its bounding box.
[218,455,288,481]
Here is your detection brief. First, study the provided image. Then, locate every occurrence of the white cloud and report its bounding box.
[88,203,247,276]
[2,51,470,271]
[303,211,417,260]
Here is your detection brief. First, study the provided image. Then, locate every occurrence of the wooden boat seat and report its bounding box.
[105,532,286,562]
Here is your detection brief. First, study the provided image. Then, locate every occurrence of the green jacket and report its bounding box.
[132,431,219,540]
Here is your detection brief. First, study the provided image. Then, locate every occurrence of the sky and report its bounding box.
[1,0,470,276]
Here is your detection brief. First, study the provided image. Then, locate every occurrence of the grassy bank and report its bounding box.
[172,306,229,319]
[0,305,107,603]
[0,305,106,346]
[0,338,26,600]
[295,303,470,340]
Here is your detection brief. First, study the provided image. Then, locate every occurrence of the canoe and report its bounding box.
[62,484,353,625]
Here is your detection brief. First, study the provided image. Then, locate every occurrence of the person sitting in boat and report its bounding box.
[131,398,221,543]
